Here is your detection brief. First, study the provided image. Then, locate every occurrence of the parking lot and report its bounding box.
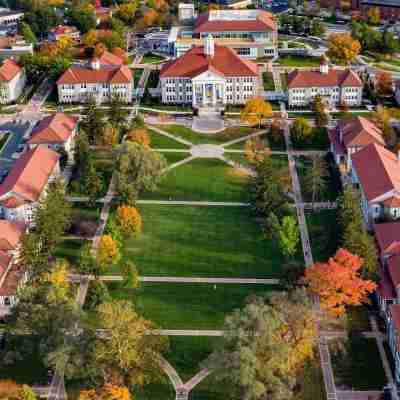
[0,119,38,176]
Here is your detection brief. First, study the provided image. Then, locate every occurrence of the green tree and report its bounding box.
[310,19,325,36]
[121,260,140,289]
[91,300,168,385]
[277,216,300,258]
[115,142,167,205]
[204,289,317,400]
[108,96,129,131]
[313,95,328,127]
[66,5,96,33]
[303,155,328,203]
[290,118,313,143]
[80,102,105,144]
[20,21,37,43]
[85,160,103,206]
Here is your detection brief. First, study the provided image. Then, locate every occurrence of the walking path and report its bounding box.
[69,275,280,285]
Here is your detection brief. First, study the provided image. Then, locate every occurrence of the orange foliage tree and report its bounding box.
[126,128,151,148]
[327,33,361,65]
[116,205,142,236]
[112,47,128,64]
[79,384,131,400]
[376,71,393,97]
[304,248,376,317]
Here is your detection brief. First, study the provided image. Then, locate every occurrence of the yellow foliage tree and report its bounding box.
[116,205,142,236]
[79,384,131,400]
[57,36,74,55]
[82,30,98,47]
[97,234,121,268]
[327,33,361,65]
[241,97,273,128]
[126,128,150,148]
[244,137,271,164]
[42,260,71,303]
[101,125,119,147]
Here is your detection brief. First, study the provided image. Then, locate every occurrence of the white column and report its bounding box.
[192,84,197,107]
[202,84,205,106]
[212,84,216,106]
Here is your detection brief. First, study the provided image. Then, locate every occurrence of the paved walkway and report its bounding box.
[69,275,280,285]
[152,329,223,336]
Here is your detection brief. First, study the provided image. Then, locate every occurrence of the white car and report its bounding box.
[11,152,21,160]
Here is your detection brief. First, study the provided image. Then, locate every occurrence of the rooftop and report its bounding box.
[0,221,26,252]
[0,58,22,82]
[340,117,385,148]
[351,143,400,202]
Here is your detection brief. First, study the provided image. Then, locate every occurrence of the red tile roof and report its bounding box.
[377,265,396,299]
[390,304,400,330]
[351,143,400,202]
[0,196,25,208]
[50,25,79,36]
[0,146,59,204]
[0,264,23,296]
[388,255,400,288]
[57,64,132,85]
[194,10,276,33]
[0,58,22,82]
[0,221,26,251]
[374,222,400,255]
[288,68,362,88]
[340,117,385,148]
[28,113,77,145]
[160,44,258,78]
[384,197,400,208]
[98,50,124,66]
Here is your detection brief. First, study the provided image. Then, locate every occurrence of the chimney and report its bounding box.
[91,57,100,70]
[320,55,329,74]
[204,34,214,58]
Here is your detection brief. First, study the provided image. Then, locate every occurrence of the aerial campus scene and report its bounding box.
[1,0,400,399]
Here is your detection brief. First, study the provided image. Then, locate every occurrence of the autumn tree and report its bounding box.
[116,205,142,236]
[79,384,131,400]
[205,289,317,400]
[0,381,37,400]
[115,1,137,24]
[376,72,393,97]
[327,33,361,65]
[313,95,328,127]
[97,234,121,269]
[91,300,168,385]
[241,97,273,128]
[100,124,119,147]
[112,47,128,64]
[303,155,328,203]
[244,137,271,165]
[115,142,167,205]
[290,117,312,143]
[126,128,151,148]
[372,105,393,141]
[304,248,376,317]
[367,6,380,24]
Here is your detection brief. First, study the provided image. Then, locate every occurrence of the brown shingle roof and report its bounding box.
[28,113,77,145]
[0,58,22,82]
[288,68,362,88]
[57,64,132,85]
[0,221,26,252]
[0,146,59,204]
[0,264,23,296]
[160,44,258,78]
[351,143,400,202]
[340,117,385,148]
[194,10,276,33]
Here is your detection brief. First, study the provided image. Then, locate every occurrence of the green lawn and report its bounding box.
[159,152,191,166]
[109,205,285,278]
[141,158,249,202]
[330,336,386,390]
[134,69,143,87]
[141,52,166,64]
[153,125,255,146]
[225,154,289,177]
[277,55,321,67]
[166,336,221,381]
[109,282,275,329]
[53,238,86,266]
[148,128,190,149]
[224,130,286,151]
[134,383,175,400]
[306,209,340,263]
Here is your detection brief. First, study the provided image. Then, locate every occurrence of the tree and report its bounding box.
[0,381,37,400]
[91,300,168,385]
[78,243,102,276]
[126,128,151,148]
[100,125,119,147]
[310,19,325,36]
[376,72,393,97]
[337,187,378,279]
[42,260,72,304]
[313,95,328,127]
[327,33,361,65]
[20,21,37,43]
[116,205,142,236]
[121,260,140,289]
[85,280,111,310]
[290,118,312,143]
[97,235,120,269]
[372,105,393,141]
[80,102,105,144]
[115,1,137,24]
[79,384,131,400]
[115,142,167,205]
[277,216,300,258]
[85,160,103,206]
[112,47,128,64]
[304,248,376,317]
[303,155,328,203]
[244,137,271,165]
[241,97,273,128]
[367,6,380,25]
[205,289,317,400]
[107,96,129,131]
[66,5,96,33]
